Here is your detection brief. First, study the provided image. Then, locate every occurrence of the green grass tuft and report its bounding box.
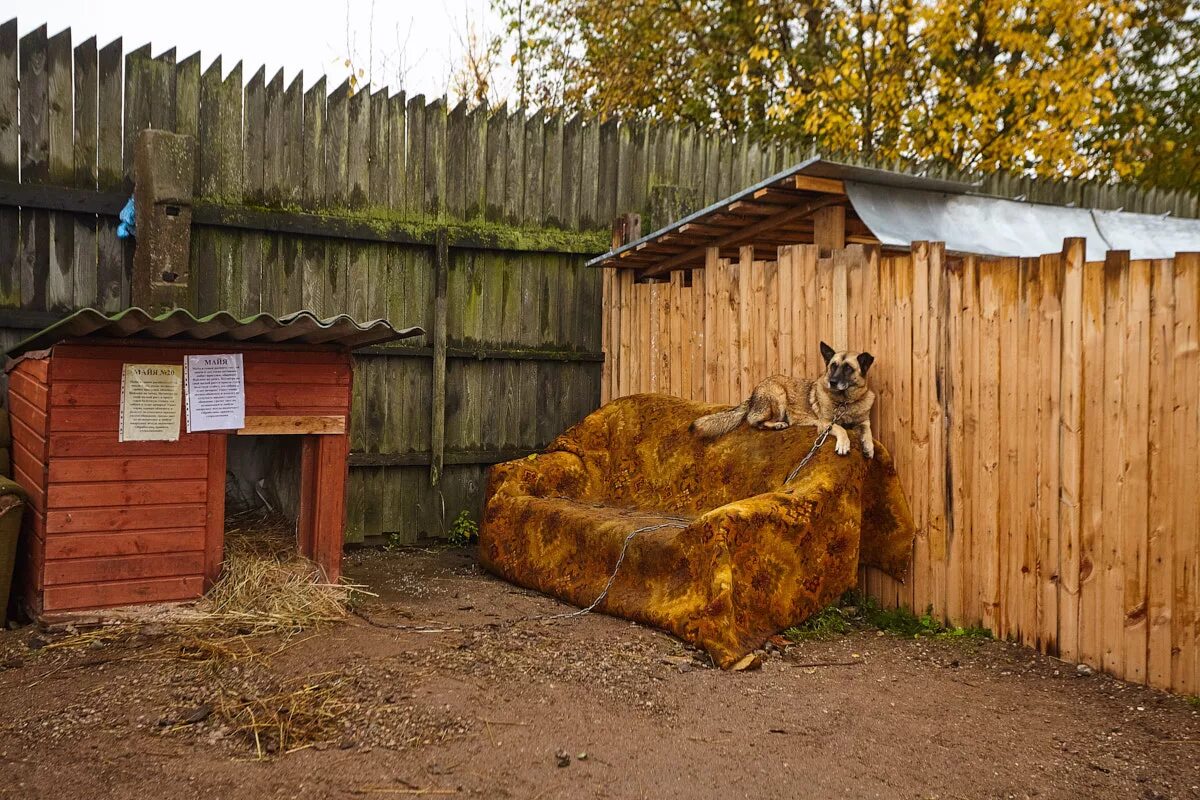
[1186,696,1200,709]
[786,591,992,642]
[785,605,853,641]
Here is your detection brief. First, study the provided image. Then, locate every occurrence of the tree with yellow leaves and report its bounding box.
[497,0,1194,185]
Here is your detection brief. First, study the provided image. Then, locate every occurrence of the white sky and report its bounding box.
[12,0,513,101]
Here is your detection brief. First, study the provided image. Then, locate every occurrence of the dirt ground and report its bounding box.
[0,547,1197,800]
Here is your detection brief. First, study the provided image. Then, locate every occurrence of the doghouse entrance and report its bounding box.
[226,435,303,532]
[206,430,349,587]
[224,435,304,563]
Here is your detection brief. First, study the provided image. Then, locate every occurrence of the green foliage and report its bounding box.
[785,591,992,642]
[448,511,479,547]
[383,531,407,552]
[863,599,992,640]
[785,605,853,641]
[1187,696,1200,709]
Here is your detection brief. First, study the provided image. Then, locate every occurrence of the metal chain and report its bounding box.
[785,407,845,484]
[543,521,688,620]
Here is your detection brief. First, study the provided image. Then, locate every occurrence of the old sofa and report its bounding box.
[480,393,916,668]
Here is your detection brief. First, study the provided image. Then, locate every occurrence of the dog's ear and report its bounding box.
[857,352,875,376]
[820,341,835,365]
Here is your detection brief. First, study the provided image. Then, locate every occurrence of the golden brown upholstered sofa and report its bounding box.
[480,393,915,667]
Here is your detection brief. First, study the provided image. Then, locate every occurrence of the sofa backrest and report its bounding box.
[548,394,826,515]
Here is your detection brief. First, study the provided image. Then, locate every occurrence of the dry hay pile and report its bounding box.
[202,509,364,634]
[34,510,369,757]
[214,674,351,757]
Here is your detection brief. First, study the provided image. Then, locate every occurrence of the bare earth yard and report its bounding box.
[0,547,1197,800]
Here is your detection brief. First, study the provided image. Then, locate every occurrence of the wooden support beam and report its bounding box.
[728,200,788,215]
[638,195,844,279]
[813,205,846,257]
[237,415,346,435]
[793,175,846,194]
[430,228,449,487]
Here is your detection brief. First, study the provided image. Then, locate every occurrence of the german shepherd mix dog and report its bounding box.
[690,342,877,457]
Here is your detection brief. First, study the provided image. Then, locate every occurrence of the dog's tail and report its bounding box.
[690,401,750,439]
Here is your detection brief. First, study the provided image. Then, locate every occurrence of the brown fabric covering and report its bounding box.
[480,394,916,668]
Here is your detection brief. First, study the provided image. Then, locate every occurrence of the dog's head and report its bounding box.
[819,341,874,394]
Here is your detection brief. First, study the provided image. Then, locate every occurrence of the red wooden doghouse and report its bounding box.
[4,308,421,616]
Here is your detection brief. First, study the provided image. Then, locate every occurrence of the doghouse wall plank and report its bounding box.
[6,358,50,613]
[31,342,352,613]
[602,240,1200,696]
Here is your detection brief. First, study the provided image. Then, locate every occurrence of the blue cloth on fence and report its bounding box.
[117,196,136,239]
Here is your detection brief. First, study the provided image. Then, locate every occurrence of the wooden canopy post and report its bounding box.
[813,205,846,258]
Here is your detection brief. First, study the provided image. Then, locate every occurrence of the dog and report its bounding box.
[690,342,876,457]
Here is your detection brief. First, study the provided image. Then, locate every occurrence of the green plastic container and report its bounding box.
[0,478,26,626]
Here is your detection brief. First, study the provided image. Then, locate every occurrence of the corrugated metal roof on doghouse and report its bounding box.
[5,307,425,359]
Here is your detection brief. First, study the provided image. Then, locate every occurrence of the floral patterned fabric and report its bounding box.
[480,394,915,667]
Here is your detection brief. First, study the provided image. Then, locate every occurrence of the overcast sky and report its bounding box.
[14,0,512,100]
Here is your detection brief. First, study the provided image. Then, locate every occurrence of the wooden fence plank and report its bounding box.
[301,76,327,210]
[1100,251,1129,676]
[0,18,17,309]
[346,83,369,209]
[1122,257,1152,684]
[424,98,446,218]
[1171,253,1199,693]
[69,35,98,310]
[1078,256,1107,669]
[1146,256,1175,689]
[1057,239,1086,661]
[45,27,73,311]
[19,25,49,311]
[976,259,1002,632]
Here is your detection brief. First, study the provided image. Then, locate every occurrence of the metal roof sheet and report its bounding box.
[5,307,425,359]
[845,182,1200,261]
[588,156,1200,270]
[586,156,977,268]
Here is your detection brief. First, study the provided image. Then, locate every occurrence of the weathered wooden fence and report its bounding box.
[601,241,1200,695]
[0,20,844,543]
[2,17,1199,546]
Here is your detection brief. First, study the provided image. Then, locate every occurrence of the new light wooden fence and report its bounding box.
[601,239,1200,695]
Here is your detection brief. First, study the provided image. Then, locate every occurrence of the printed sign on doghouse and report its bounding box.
[185,353,246,432]
[119,364,183,442]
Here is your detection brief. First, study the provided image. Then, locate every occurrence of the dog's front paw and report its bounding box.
[862,439,875,459]
[835,435,851,455]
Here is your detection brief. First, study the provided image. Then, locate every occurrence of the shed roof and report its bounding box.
[588,157,1200,276]
[5,307,425,359]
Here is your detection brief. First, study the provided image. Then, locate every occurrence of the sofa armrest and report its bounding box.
[486,451,591,502]
[689,481,864,650]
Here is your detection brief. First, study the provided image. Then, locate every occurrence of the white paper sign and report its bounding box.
[185,353,246,432]
[119,364,183,442]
